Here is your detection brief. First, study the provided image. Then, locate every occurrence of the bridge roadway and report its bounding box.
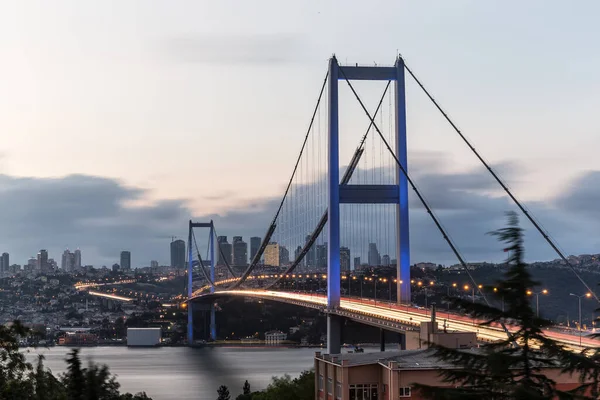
[192,290,597,352]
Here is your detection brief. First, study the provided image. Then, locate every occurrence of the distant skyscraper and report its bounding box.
[120,251,131,270]
[279,245,290,265]
[170,240,186,268]
[61,249,74,271]
[150,260,159,268]
[232,236,248,266]
[0,253,8,275]
[74,249,82,269]
[354,257,361,269]
[250,237,261,262]
[294,246,303,268]
[368,243,381,266]
[340,247,351,272]
[305,235,316,268]
[264,242,280,267]
[382,254,390,267]
[316,243,328,269]
[217,236,232,266]
[37,249,48,272]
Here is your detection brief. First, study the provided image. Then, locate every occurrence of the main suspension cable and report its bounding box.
[192,228,214,287]
[211,225,237,278]
[338,62,513,340]
[402,60,599,303]
[265,81,392,289]
[231,71,329,288]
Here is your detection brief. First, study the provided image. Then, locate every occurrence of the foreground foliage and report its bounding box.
[416,213,592,399]
[0,323,151,400]
[232,370,314,400]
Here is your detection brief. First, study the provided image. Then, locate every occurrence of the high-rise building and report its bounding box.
[232,236,248,267]
[74,249,82,269]
[0,253,8,275]
[279,245,290,265]
[217,236,233,266]
[294,246,303,268]
[120,251,131,270]
[250,237,261,262]
[61,249,74,271]
[305,235,316,268]
[264,242,280,267]
[150,260,159,268]
[354,257,361,269]
[37,249,48,272]
[316,243,328,269]
[382,254,390,267]
[340,247,351,271]
[368,243,381,266]
[170,240,186,268]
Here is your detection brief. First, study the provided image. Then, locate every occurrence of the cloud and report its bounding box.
[1,157,599,268]
[163,33,304,65]
[0,174,191,267]
[554,171,600,216]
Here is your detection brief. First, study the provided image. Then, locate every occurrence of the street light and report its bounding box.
[464,284,473,303]
[493,287,505,312]
[447,283,457,317]
[526,289,548,317]
[570,292,592,347]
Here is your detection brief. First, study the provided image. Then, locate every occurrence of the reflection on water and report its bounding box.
[25,346,318,399]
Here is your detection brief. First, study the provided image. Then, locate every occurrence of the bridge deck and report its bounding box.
[191,290,597,352]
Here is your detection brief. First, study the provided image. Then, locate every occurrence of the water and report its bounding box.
[25,346,319,399]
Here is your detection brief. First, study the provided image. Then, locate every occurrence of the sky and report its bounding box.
[0,0,600,267]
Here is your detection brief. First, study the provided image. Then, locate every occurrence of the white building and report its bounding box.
[265,330,287,345]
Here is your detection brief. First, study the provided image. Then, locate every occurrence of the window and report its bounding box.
[336,382,342,400]
[318,375,324,391]
[328,378,333,395]
[349,384,378,400]
[399,387,411,397]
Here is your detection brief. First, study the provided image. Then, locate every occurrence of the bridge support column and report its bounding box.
[187,221,194,344]
[210,304,216,341]
[395,57,411,304]
[327,56,341,310]
[327,314,342,355]
[380,329,385,352]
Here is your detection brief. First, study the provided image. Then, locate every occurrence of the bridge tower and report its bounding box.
[327,56,410,354]
[187,220,217,344]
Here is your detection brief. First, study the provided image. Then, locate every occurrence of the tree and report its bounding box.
[63,349,85,400]
[416,212,583,399]
[217,385,231,400]
[243,380,251,395]
[61,347,153,400]
[84,362,120,400]
[32,355,65,400]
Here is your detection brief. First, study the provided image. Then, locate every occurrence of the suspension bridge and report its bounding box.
[186,55,599,354]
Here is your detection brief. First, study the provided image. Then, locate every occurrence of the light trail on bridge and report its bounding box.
[192,290,598,352]
[87,290,134,302]
[75,279,137,290]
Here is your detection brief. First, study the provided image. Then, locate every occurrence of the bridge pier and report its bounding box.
[380,328,385,352]
[187,221,194,344]
[210,304,216,341]
[327,314,342,355]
